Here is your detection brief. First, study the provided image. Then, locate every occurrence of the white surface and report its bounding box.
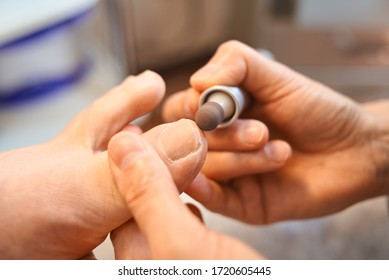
[0,43,122,151]
[0,27,83,93]
[0,0,98,45]
[0,84,97,150]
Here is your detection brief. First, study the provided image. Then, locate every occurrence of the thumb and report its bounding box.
[108,130,207,258]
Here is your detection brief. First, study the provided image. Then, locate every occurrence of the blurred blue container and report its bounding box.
[0,0,98,106]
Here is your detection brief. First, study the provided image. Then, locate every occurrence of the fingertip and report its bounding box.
[121,70,166,103]
[205,119,269,151]
[85,70,167,150]
[189,41,248,91]
[156,119,206,162]
[108,131,146,171]
[190,64,220,89]
[263,140,292,164]
[236,120,269,149]
[120,124,143,135]
[122,70,165,89]
[162,88,199,122]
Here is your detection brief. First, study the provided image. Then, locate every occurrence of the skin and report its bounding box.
[0,71,211,259]
[108,130,263,259]
[3,40,388,260]
[1,69,277,260]
[162,40,389,224]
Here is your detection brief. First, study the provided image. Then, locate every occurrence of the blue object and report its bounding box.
[0,60,90,106]
[0,8,93,106]
[0,9,90,50]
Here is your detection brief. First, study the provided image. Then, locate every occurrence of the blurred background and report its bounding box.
[1,0,388,259]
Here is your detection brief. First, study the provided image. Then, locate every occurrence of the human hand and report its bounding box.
[108,130,262,259]
[0,71,207,259]
[162,40,389,224]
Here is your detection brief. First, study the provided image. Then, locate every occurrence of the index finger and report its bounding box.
[190,40,315,104]
[162,88,198,123]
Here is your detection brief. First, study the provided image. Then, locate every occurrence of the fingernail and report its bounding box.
[238,122,265,147]
[158,119,202,162]
[264,142,290,163]
[111,132,146,170]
